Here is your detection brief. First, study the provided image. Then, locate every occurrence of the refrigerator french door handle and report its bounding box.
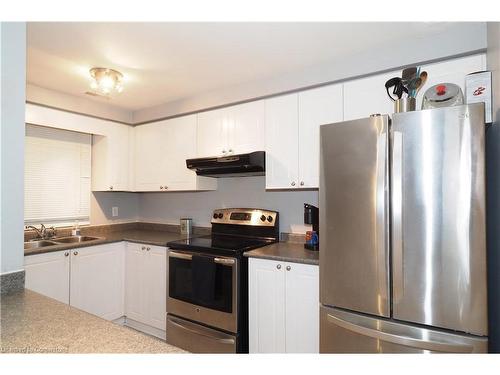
[376,132,388,301]
[326,313,473,353]
[392,131,404,302]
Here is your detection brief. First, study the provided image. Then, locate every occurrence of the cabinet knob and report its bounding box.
[228,149,233,153]
[291,181,296,186]
[147,247,151,251]
[276,264,282,270]
[164,186,168,190]
[300,181,304,186]
[160,186,164,190]
[222,150,227,154]
[64,252,69,257]
[286,265,291,271]
[109,186,113,190]
[142,246,146,250]
[73,251,78,256]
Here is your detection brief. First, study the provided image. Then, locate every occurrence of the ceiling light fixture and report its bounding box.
[89,67,124,96]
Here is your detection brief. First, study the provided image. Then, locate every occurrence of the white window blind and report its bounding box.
[24,124,91,225]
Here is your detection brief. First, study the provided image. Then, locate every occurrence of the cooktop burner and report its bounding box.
[167,234,276,256]
[166,208,279,257]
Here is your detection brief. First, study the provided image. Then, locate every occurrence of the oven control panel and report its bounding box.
[211,208,278,227]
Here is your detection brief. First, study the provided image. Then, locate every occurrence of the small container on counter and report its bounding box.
[180,218,193,236]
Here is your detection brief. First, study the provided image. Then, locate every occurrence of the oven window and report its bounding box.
[169,256,233,313]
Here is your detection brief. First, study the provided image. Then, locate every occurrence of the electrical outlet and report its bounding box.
[112,207,119,217]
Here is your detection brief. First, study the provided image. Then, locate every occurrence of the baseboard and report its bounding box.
[1,270,25,294]
[121,317,166,340]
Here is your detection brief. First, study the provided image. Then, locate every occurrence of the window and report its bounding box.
[24,124,91,226]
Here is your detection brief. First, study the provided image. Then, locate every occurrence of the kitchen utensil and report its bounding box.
[385,77,403,101]
[401,67,418,85]
[422,83,464,109]
[415,71,428,96]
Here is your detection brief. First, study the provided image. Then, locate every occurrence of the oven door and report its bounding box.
[167,249,238,333]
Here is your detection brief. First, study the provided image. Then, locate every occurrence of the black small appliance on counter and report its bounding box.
[304,203,319,251]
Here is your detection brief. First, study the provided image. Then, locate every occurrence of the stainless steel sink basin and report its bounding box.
[24,240,59,250]
[52,236,102,244]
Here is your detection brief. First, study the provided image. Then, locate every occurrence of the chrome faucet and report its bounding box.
[26,224,57,240]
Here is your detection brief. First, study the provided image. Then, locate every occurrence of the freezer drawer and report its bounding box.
[166,314,237,353]
[391,104,487,336]
[320,306,488,353]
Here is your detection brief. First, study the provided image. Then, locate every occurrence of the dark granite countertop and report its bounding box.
[24,229,189,256]
[0,289,185,353]
[245,241,319,265]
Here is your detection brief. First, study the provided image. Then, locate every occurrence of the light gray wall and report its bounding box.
[133,23,487,123]
[91,192,139,225]
[138,177,318,233]
[486,21,500,353]
[1,22,26,274]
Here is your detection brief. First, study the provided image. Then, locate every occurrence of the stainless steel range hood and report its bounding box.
[186,151,265,178]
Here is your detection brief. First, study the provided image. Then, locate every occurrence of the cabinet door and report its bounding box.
[298,85,343,188]
[145,245,167,330]
[91,124,130,192]
[249,258,286,353]
[70,243,125,320]
[160,115,200,190]
[134,123,164,191]
[265,94,299,189]
[24,250,70,304]
[343,70,398,121]
[284,262,319,353]
[125,242,147,323]
[197,109,228,157]
[226,100,265,154]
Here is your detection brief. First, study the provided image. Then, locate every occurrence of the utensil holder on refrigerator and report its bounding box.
[394,97,416,113]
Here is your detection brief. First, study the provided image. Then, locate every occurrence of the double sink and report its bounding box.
[24,236,103,250]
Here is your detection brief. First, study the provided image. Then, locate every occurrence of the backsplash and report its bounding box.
[138,176,318,234]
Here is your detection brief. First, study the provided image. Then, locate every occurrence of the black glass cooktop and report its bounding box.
[167,234,275,256]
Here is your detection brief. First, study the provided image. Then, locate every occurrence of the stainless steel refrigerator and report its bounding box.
[319,103,488,353]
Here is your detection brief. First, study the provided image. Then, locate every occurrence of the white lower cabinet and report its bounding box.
[25,242,125,321]
[125,243,167,331]
[69,243,125,321]
[24,241,166,338]
[249,257,319,353]
[24,250,71,304]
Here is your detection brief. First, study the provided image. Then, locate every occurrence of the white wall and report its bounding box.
[27,84,134,124]
[91,192,139,225]
[133,23,487,123]
[138,176,318,233]
[1,22,26,274]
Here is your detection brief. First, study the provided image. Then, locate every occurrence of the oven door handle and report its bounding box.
[168,250,235,265]
[168,316,236,345]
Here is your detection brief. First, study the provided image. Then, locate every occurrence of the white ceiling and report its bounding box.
[27,22,470,111]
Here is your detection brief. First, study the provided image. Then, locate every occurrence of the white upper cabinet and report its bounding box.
[197,109,228,157]
[226,100,265,154]
[298,84,343,188]
[265,85,343,189]
[197,100,265,157]
[92,124,132,192]
[134,115,217,192]
[265,93,300,189]
[343,70,399,121]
